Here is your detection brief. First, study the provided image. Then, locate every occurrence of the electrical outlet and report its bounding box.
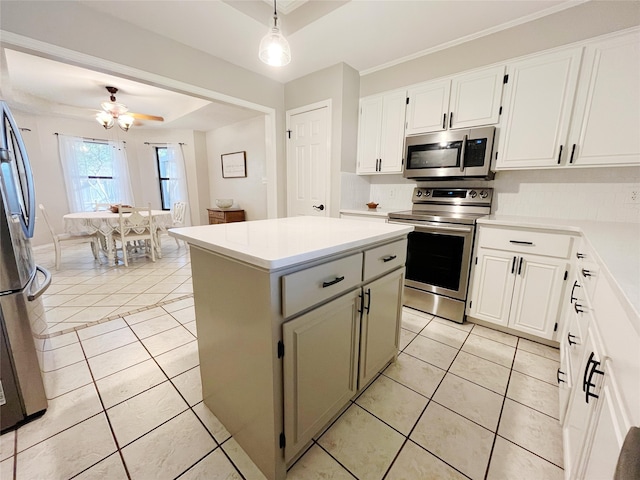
[625,186,640,204]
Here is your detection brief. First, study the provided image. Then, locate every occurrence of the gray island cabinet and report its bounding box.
[170,217,413,480]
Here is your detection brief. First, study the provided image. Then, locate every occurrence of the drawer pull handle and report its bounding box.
[576,252,585,259]
[517,257,524,275]
[557,368,565,384]
[574,303,585,314]
[509,240,534,245]
[364,288,371,314]
[583,352,604,404]
[567,333,577,346]
[581,268,592,278]
[322,276,345,288]
[382,255,397,263]
[570,280,580,303]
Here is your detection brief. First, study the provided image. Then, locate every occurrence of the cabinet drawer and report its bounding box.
[575,240,600,298]
[208,210,225,220]
[479,226,573,258]
[282,253,363,319]
[363,239,407,281]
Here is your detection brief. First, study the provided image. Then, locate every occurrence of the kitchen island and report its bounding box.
[170,216,413,480]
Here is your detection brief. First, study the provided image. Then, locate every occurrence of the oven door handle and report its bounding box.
[389,219,473,234]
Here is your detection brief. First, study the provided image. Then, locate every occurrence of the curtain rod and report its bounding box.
[53,133,126,144]
[144,142,186,146]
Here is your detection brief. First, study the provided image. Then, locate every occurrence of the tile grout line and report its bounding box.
[380,317,475,480]
[123,317,248,480]
[72,330,133,480]
[482,335,521,480]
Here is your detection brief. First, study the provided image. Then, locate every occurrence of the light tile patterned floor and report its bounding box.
[0,243,564,479]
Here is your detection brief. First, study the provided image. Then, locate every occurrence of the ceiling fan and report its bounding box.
[96,86,164,131]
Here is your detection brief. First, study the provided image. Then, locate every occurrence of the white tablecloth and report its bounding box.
[64,210,173,236]
[63,210,173,265]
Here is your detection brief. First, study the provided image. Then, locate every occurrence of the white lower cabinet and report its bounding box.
[358,268,404,387]
[282,288,361,462]
[563,321,630,480]
[283,268,403,462]
[282,261,404,464]
[469,245,568,339]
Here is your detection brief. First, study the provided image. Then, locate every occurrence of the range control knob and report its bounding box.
[424,190,431,197]
[469,190,478,198]
[480,190,489,199]
[416,190,423,197]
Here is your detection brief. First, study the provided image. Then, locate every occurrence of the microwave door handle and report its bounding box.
[460,134,467,172]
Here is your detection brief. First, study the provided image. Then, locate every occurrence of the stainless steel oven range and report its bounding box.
[388,187,493,324]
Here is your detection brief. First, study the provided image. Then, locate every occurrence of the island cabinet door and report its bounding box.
[358,268,404,389]
[283,288,361,463]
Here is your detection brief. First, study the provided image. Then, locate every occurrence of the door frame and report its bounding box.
[1,31,279,220]
[285,99,332,217]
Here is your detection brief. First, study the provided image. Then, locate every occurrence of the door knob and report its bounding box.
[312,204,325,211]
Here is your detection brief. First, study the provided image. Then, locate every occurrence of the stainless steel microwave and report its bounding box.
[404,126,495,180]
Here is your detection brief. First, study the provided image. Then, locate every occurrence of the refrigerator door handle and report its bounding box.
[27,266,51,301]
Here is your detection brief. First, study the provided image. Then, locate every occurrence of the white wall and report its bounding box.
[1,0,287,217]
[492,168,640,223]
[285,63,360,217]
[206,116,268,221]
[13,110,209,246]
[342,168,640,224]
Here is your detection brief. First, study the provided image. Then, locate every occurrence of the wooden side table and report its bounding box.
[207,208,245,225]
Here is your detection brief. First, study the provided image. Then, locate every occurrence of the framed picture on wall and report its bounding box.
[221,151,247,178]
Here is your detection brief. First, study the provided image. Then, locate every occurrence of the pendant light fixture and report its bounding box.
[258,0,291,67]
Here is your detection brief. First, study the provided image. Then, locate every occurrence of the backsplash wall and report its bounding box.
[341,166,640,223]
[492,167,640,223]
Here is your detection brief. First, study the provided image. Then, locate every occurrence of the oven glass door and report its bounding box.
[404,222,474,300]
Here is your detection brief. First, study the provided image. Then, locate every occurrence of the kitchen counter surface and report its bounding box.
[339,208,394,218]
[478,215,640,316]
[170,216,413,271]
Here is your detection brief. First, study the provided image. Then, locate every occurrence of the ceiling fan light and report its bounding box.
[117,114,134,132]
[259,16,291,66]
[96,111,114,129]
[101,101,129,116]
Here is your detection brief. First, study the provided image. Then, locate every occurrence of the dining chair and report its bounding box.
[157,201,188,250]
[38,204,99,270]
[114,204,156,267]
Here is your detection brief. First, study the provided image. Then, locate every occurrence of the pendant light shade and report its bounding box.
[259,1,290,67]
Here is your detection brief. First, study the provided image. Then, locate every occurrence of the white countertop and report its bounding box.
[340,208,394,218]
[478,215,640,316]
[169,216,413,270]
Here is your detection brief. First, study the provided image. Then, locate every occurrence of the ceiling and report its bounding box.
[0,0,583,131]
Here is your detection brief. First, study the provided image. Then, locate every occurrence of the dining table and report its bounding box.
[63,210,173,266]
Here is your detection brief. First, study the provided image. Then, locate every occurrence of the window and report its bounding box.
[76,141,119,210]
[58,135,133,212]
[155,147,171,210]
[154,145,188,211]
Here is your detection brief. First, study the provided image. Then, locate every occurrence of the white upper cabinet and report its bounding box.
[495,47,583,169]
[405,79,450,135]
[357,90,406,174]
[405,65,505,136]
[449,65,505,130]
[566,30,640,167]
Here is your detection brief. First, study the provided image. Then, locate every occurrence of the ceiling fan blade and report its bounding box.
[130,112,164,122]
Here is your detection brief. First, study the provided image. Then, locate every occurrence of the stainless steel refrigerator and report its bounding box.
[0,100,51,432]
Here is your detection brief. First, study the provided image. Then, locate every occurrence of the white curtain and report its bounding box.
[57,135,86,212]
[58,135,134,212]
[164,143,190,224]
[108,140,135,207]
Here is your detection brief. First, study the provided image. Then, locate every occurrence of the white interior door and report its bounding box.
[286,103,330,217]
